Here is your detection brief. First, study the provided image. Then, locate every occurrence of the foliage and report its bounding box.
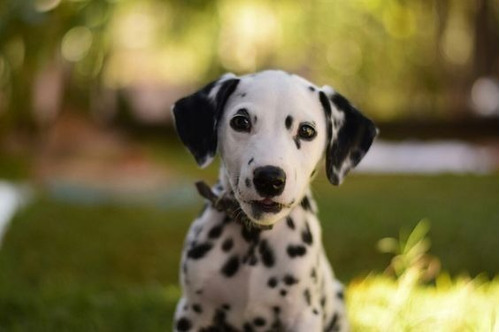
[377,219,441,282]
[349,220,498,331]
[348,274,498,331]
[0,0,498,132]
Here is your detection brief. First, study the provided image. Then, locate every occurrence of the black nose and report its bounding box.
[253,166,286,197]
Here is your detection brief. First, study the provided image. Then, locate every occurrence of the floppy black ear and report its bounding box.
[172,74,240,167]
[319,87,378,185]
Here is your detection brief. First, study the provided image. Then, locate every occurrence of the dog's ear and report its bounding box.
[172,74,240,167]
[319,86,378,185]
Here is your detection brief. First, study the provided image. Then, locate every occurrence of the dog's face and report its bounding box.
[173,70,377,227]
[217,72,329,226]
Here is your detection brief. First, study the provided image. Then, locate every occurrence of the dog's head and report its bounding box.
[172,70,377,228]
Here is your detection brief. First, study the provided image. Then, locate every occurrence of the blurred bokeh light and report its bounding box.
[0,0,497,129]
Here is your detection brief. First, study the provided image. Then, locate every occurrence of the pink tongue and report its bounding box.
[262,198,274,205]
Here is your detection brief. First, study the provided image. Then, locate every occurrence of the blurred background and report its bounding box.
[0,0,498,330]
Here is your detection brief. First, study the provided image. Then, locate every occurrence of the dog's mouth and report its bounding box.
[251,198,283,214]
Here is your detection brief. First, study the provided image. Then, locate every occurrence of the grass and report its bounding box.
[0,172,497,330]
[313,174,499,279]
[348,273,498,331]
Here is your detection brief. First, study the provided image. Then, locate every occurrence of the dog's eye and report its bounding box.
[298,124,317,140]
[230,115,251,132]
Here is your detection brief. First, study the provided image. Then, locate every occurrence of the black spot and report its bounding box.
[285,115,293,130]
[248,158,254,165]
[213,309,226,326]
[248,255,258,266]
[240,92,247,97]
[221,255,240,277]
[337,290,344,300]
[271,321,282,329]
[313,308,319,315]
[271,307,283,330]
[196,289,203,295]
[222,238,234,252]
[199,328,217,332]
[243,323,254,332]
[280,289,287,296]
[222,303,231,311]
[308,86,315,92]
[208,224,224,239]
[245,178,251,188]
[254,115,257,123]
[176,317,192,331]
[209,309,239,331]
[243,241,259,266]
[286,217,295,230]
[325,312,339,332]
[268,277,278,288]
[301,222,313,245]
[188,243,213,259]
[304,289,311,306]
[311,268,317,281]
[310,169,317,178]
[253,317,266,327]
[287,245,307,258]
[294,137,301,149]
[283,274,298,286]
[241,226,260,243]
[259,240,275,267]
[300,196,312,212]
[320,296,326,307]
[192,304,203,313]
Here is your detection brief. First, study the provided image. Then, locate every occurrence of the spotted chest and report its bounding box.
[176,192,343,331]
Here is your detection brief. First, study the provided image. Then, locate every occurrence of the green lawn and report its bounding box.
[0,173,497,330]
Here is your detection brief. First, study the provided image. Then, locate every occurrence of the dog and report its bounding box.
[171,70,377,331]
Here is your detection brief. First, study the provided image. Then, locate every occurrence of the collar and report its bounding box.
[195,181,273,230]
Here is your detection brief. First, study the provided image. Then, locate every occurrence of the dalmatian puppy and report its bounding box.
[172,70,377,331]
